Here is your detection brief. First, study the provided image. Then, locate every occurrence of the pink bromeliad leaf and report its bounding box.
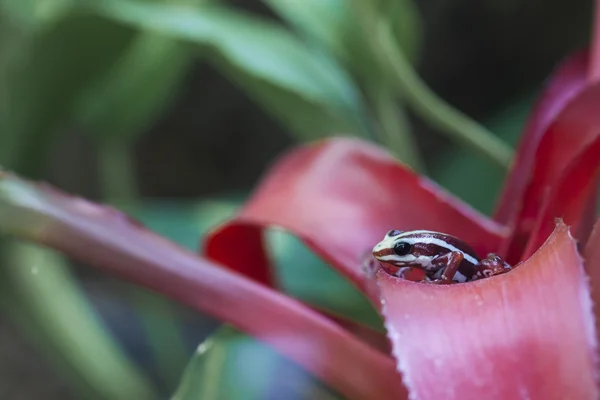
[204,138,508,296]
[377,221,598,400]
[494,50,588,226]
[494,51,600,262]
[524,137,600,259]
[584,216,600,348]
[511,83,600,261]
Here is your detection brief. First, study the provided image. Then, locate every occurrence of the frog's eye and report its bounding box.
[393,242,411,256]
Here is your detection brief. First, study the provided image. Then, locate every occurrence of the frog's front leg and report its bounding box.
[428,251,464,284]
[476,253,511,279]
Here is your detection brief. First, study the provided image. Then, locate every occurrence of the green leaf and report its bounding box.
[132,199,240,250]
[219,68,363,141]
[0,11,135,176]
[172,326,341,400]
[261,0,353,60]
[382,0,423,64]
[75,32,194,142]
[264,0,422,79]
[267,229,383,330]
[0,241,159,400]
[261,0,423,163]
[76,0,207,142]
[0,0,75,31]
[88,0,371,141]
[429,91,535,214]
[372,20,513,170]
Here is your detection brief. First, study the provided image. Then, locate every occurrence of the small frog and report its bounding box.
[372,230,511,284]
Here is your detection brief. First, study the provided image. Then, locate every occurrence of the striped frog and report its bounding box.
[372,230,511,284]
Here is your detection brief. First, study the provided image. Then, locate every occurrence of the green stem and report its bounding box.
[97,139,189,391]
[375,23,513,170]
[97,140,139,207]
[129,288,190,389]
[369,85,424,172]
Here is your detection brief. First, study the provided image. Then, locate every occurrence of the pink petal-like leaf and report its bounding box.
[209,224,390,350]
[377,221,597,400]
[502,82,600,262]
[494,50,588,225]
[524,136,600,259]
[0,172,406,400]
[584,216,600,349]
[204,138,508,298]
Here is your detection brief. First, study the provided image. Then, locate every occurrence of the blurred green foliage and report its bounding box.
[0,12,135,175]
[0,241,160,400]
[173,326,341,400]
[429,92,536,214]
[0,0,547,398]
[92,0,373,140]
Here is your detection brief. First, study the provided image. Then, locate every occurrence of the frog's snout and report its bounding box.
[372,233,398,259]
[372,242,396,261]
[372,241,386,255]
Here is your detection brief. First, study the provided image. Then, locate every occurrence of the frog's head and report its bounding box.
[372,229,415,267]
[371,230,449,270]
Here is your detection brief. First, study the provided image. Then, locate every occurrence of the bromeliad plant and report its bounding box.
[2,47,600,399]
[4,3,600,399]
[203,49,600,400]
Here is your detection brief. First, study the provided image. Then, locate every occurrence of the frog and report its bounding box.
[372,229,511,284]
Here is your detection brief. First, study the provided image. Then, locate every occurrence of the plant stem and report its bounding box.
[375,23,513,170]
[348,0,511,170]
[369,85,424,172]
[97,141,139,207]
[590,0,600,83]
[97,139,189,391]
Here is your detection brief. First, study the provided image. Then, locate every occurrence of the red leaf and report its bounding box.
[377,221,597,400]
[208,224,391,351]
[494,50,588,225]
[204,138,508,296]
[206,223,274,286]
[501,82,600,263]
[584,216,600,350]
[523,136,600,259]
[0,172,406,400]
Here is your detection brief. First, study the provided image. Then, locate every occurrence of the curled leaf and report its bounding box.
[511,83,600,261]
[524,136,600,258]
[204,138,508,298]
[494,50,588,225]
[494,51,600,262]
